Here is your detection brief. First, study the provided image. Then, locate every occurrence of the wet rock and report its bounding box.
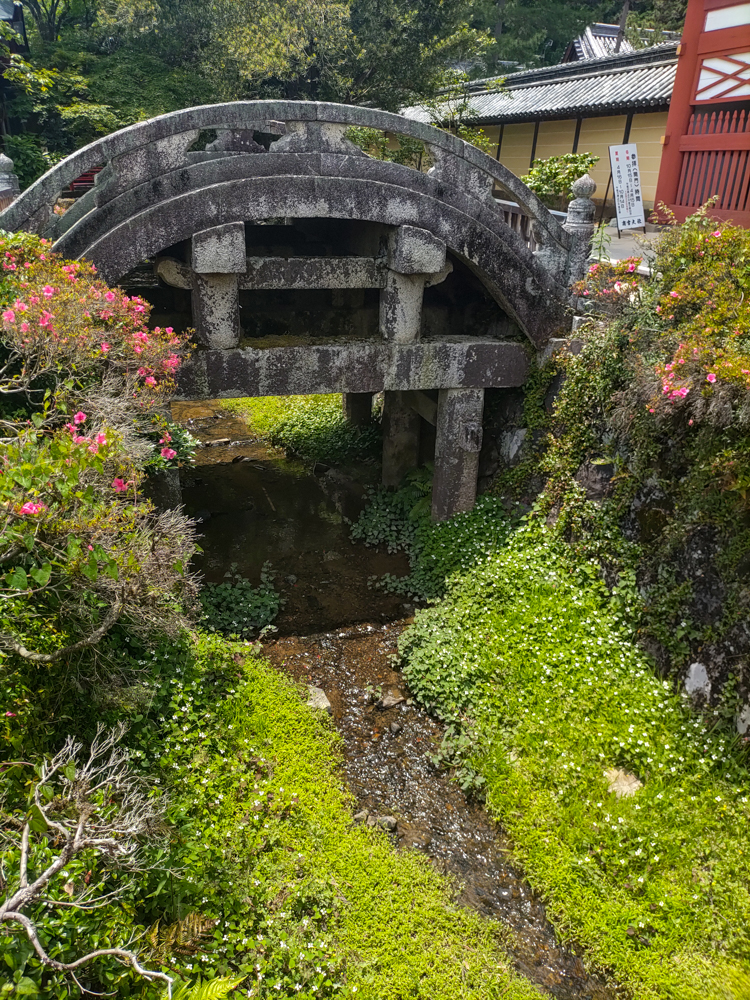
[574,461,614,500]
[389,721,403,735]
[306,685,332,714]
[737,704,750,735]
[604,767,642,798]
[375,815,397,831]
[376,689,405,710]
[684,662,711,700]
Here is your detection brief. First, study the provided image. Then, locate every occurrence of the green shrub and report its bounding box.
[522,152,600,203]
[199,564,282,637]
[351,469,513,600]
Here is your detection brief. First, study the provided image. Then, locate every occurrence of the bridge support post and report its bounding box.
[342,392,373,427]
[432,388,484,522]
[191,223,246,349]
[382,392,421,487]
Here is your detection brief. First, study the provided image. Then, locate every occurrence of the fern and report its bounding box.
[170,975,245,1000]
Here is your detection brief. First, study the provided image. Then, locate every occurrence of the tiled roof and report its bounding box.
[403,43,678,125]
[570,23,634,60]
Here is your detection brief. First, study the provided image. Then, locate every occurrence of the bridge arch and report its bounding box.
[0,101,596,518]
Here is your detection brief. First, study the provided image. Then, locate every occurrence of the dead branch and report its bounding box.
[0,725,173,996]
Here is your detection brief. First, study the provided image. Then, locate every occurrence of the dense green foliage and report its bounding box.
[395,513,750,999]
[199,564,283,638]
[548,212,750,670]
[222,395,380,467]
[351,469,514,600]
[522,152,600,204]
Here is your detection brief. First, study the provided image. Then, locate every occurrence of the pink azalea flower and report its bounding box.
[706,373,717,383]
[145,376,157,386]
[112,478,129,492]
[713,230,722,237]
[627,262,636,272]
[4,711,16,717]
[20,322,29,333]
[2,309,15,323]
[19,501,46,515]
[95,432,107,445]
[100,342,110,353]
[105,291,116,302]
[73,411,87,424]
[42,285,55,299]
[669,291,679,298]
[160,447,177,460]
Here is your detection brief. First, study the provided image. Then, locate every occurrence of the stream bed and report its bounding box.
[174,400,620,1000]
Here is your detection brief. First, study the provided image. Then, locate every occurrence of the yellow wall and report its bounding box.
[577,115,630,198]
[497,122,537,179]
[629,111,669,207]
[534,119,578,162]
[490,112,667,209]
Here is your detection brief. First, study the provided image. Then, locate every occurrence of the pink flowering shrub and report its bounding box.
[0,233,198,663]
[544,204,750,669]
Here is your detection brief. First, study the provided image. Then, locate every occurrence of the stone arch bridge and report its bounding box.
[0,100,595,519]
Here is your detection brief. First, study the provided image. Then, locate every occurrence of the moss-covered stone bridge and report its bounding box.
[0,100,596,519]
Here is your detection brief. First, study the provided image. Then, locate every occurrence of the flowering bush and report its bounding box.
[0,232,198,662]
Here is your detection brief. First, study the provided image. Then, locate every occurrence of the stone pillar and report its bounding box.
[342,392,373,427]
[431,388,484,521]
[191,222,246,349]
[382,392,422,487]
[379,225,447,343]
[380,226,447,486]
[563,174,597,287]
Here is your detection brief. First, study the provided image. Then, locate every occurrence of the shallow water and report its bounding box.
[173,400,620,999]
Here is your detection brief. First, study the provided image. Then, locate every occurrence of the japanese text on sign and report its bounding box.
[608,143,646,231]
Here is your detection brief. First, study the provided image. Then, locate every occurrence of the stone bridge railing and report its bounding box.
[0,101,595,296]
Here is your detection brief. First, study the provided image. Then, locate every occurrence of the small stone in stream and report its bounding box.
[390,722,402,734]
[353,810,369,824]
[306,686,332,714]
[375,815,398,831]
[286,575,297,585]
[376,690,405,710]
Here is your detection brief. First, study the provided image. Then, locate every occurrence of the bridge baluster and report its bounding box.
[190,223,246,350]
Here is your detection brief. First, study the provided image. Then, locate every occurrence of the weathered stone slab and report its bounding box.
[242,256,383,289]
[192,222,246,273]
[174,339,529,400]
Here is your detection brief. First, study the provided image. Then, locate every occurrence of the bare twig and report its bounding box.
[0,595,124,662]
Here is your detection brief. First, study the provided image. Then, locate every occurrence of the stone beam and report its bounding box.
[156,254,452,292]
[432,388,485,522]
[174,338,528,400]
[401,390,437,425]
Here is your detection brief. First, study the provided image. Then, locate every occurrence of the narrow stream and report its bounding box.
[173,401,620,1000]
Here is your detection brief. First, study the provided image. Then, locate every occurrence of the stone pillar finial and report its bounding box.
[563,173,597,287]
[0,152,20,212]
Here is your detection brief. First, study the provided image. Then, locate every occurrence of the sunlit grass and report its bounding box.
[399,519,750,1000]
[221,395,380,465]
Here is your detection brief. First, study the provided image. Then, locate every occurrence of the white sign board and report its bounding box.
[608,143,646,232]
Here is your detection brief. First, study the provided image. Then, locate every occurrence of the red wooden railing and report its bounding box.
[675,109,750,215]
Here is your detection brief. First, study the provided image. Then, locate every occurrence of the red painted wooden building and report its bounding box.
[655,0,750,224]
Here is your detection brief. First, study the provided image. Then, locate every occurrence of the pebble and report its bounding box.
[377,690,405,710]
[390,721,403,734]
[306,686,332,714]
[375,815,398,831]
[352,809,369,824]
